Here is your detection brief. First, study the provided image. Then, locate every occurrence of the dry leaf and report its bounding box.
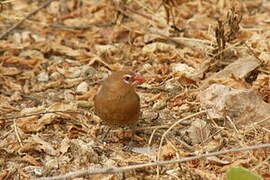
[201,56,260,89]
[59,137,70,154]
[0,66,21,76]
[0,56,39,68]
[20,155,43,166]
[206,156,230,165]
[188,119,210,145]
[199,84,270,127]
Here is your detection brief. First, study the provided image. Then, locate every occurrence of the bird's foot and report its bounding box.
[101,127,111,142]
[122,140,136,151]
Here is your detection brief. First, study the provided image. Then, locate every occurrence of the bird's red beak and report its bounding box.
[132,75,145,85]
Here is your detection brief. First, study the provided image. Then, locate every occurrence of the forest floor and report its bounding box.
[0,0,269,179]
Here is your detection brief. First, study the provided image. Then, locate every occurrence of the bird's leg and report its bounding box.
[122,126,138,151]
[101,127,111,142]
[131,126,138,142]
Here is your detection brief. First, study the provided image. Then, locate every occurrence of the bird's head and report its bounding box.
[122,73,145,86]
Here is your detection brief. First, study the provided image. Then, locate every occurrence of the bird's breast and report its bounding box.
[94,89,140,127]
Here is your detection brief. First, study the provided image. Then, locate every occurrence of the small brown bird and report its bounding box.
[94,71,145,128]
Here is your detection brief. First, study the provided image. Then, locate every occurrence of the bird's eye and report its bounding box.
[123,74,133,84]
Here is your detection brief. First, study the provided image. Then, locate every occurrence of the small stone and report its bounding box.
[164,78,179,90]
[171,63,195,75]
[49,56,64,63]
[142,111,159,120]
[37,72,49,82]
[142,63,152,71]
[179,104,190,111]
[76,81,88,93]
[45,158,59,169]
[153,100,166,110]
[81,65,96,78]
[50,72,61,80]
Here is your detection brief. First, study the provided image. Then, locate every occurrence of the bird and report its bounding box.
[94,70,145,130]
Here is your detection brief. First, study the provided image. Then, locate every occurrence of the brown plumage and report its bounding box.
[94,71,145,128]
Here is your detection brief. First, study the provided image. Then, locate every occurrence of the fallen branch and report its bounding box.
[32,143,270,180]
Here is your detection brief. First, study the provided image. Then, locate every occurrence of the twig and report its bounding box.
[226,115,239,133]
[243,42,263,63]
[262,127,270,133]
[136,124,169,131]
[0,110,84,121]
[0,0,57,39]
[148,127,159,146]
[246,116,270,131]
[31,143,270,180]
[49,23,115,31]
[13,119,23,147]
[252,153,270,171]
[0,129,14,140]
[175,136,194,151]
